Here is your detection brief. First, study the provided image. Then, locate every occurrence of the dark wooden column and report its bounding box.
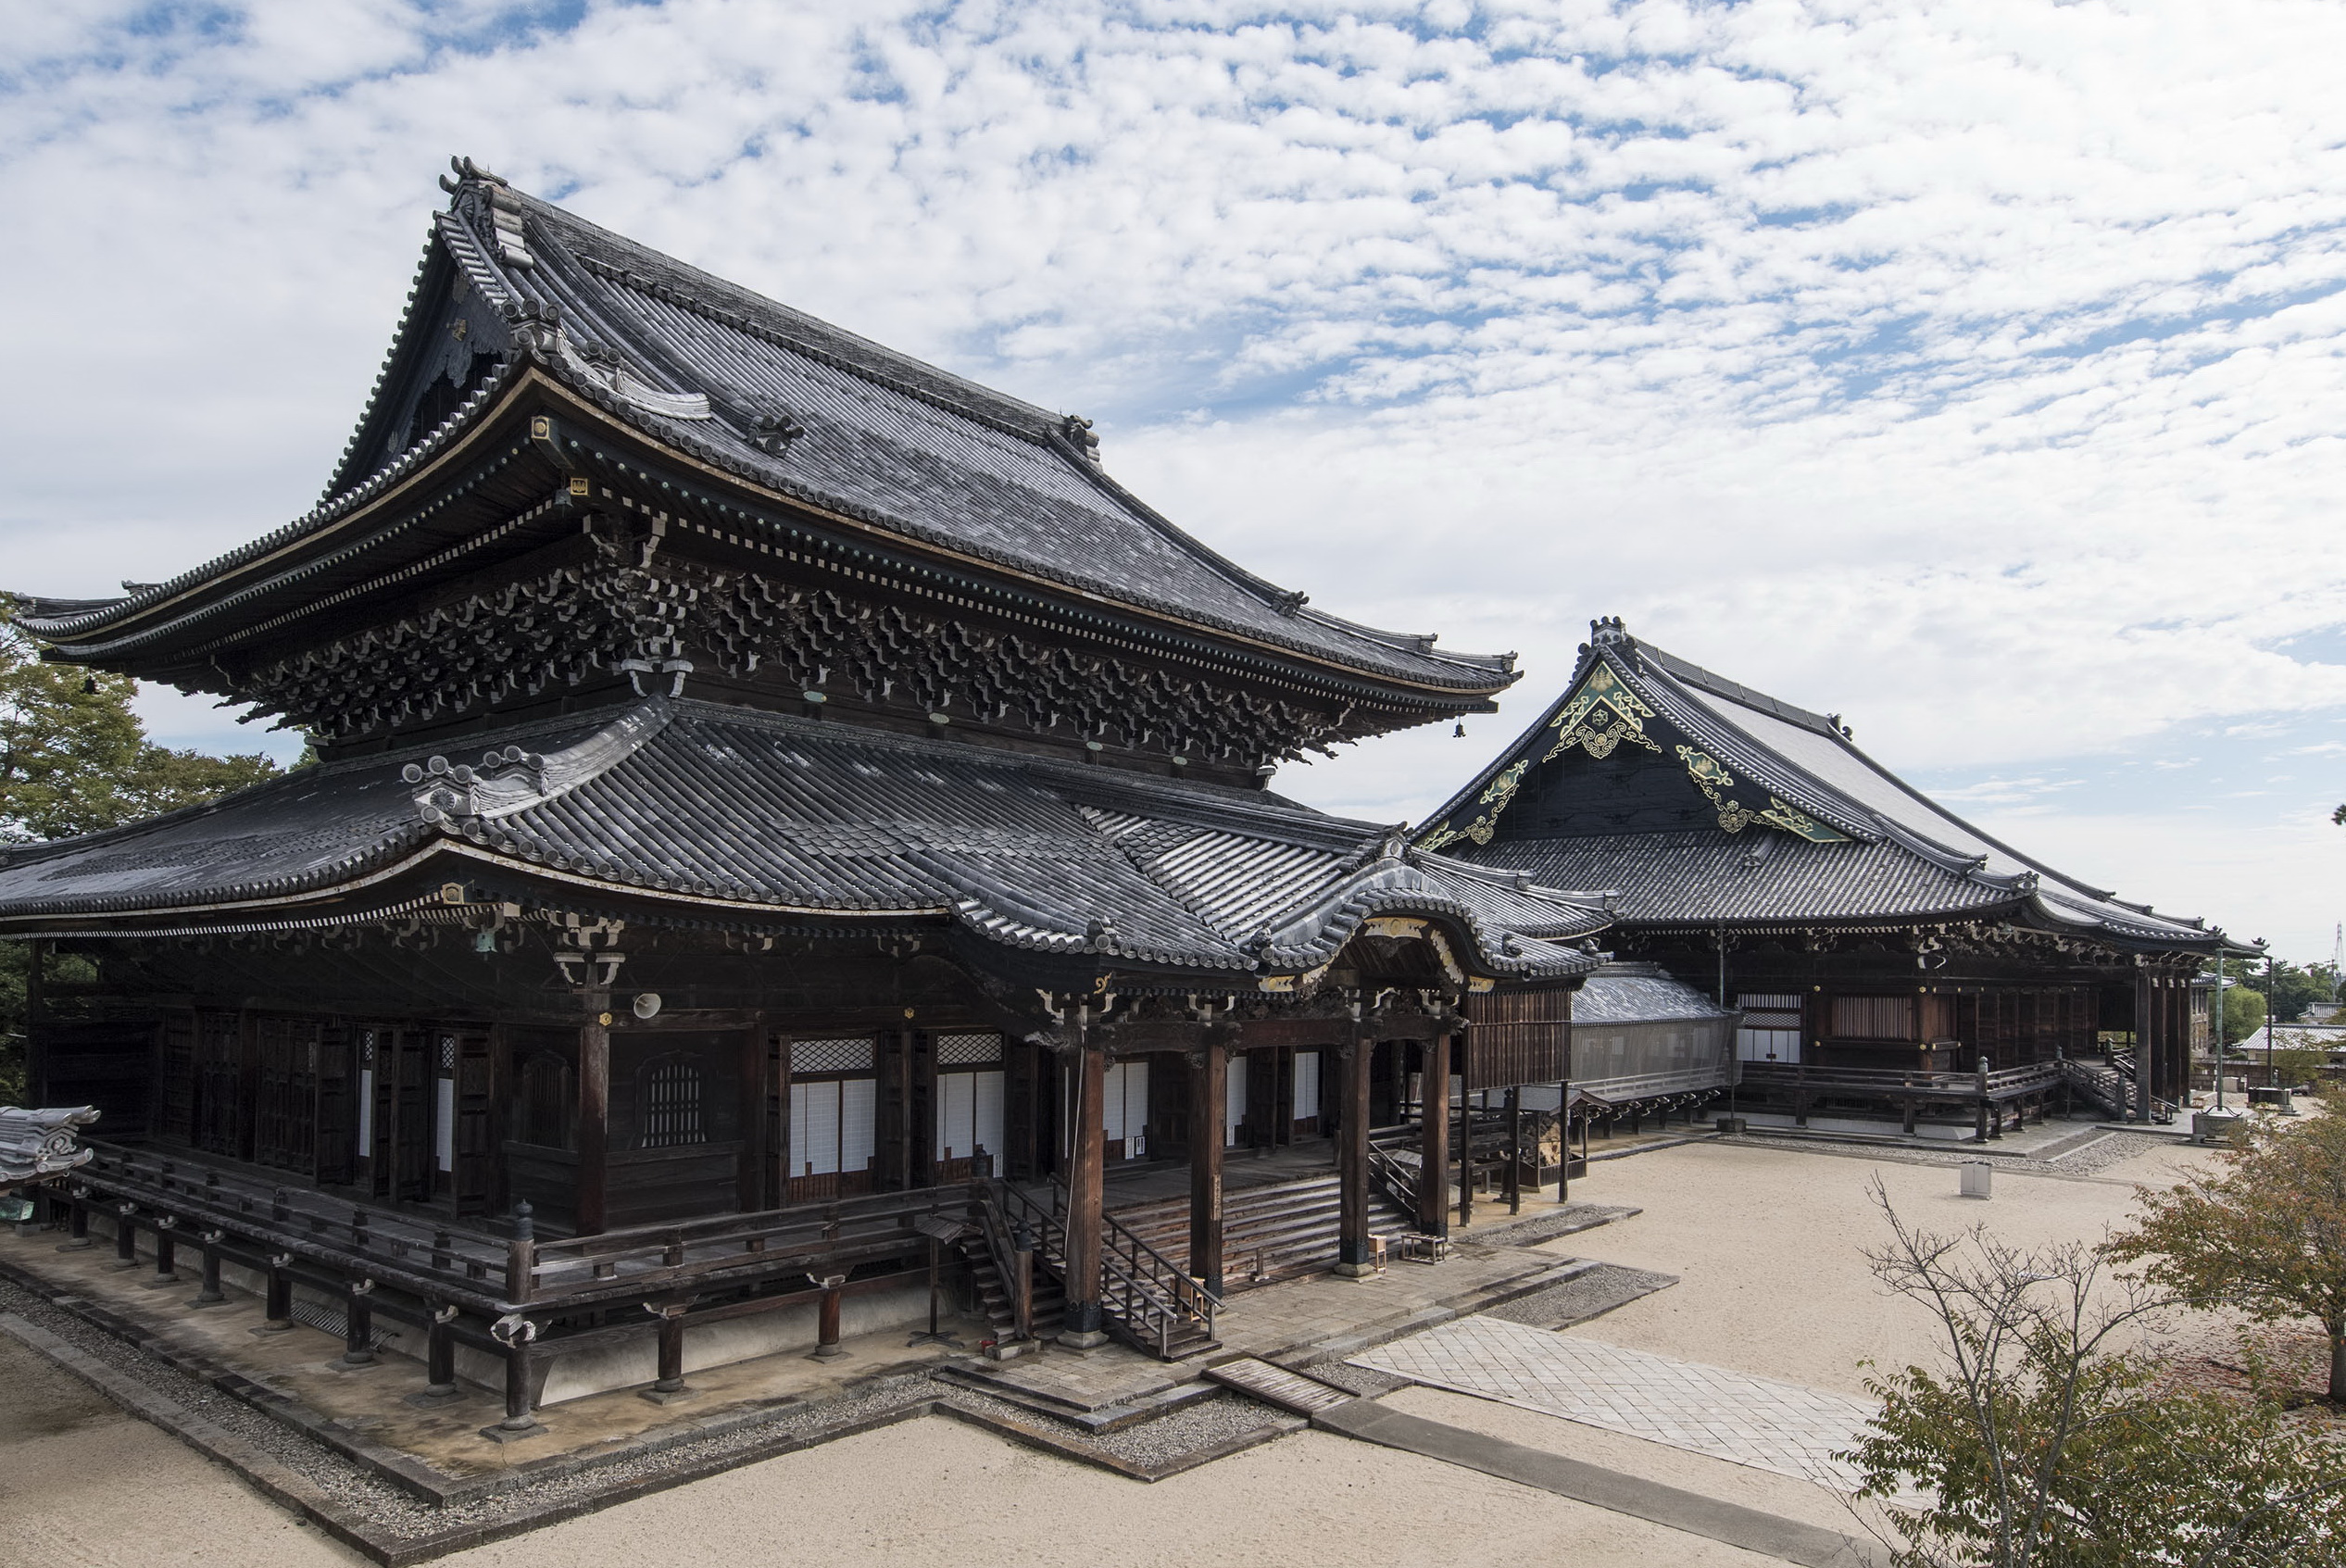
[1188,1043,1225,1296]
[577,1009,611,1235]
[2132,972,2153,1123]
[1336,1030,1374,1275]
[23,940,44,1103]
[737,1021,767,1212]
[1416,1035,1450,1236]
[1060,1040,1110,1348]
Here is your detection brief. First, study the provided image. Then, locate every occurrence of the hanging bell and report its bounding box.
[1452,722,1466,738]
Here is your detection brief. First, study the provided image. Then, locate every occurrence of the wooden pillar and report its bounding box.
[1336,1031,1373,1275]
[259,1256,294,1332]
[2133,972,2152,1123]
[420,1306,460,1402]
[738,1022,766,1212]
[1416,1035,1450,1236]
[23,940,45,1104]
[1060,1038,1109,1348]
[1505,1086,1523,1216]
[646,1304,693,1397]
[772,1030,794,1208]
[1188,1042,1225,1295]
[577,1010,610,1235]
[341,1284,377,1368]
[60,1188,91,1249]
[1458,1085,1474,1228]
[149,1218,179,1285]
[811,1275,847,1359]
[111,1203,138,1269]
[1556,1083,1571,1201]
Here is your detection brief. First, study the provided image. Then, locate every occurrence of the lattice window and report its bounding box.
[641,1056,706,1148]
[935,1032,1003,1068]
[513,1052,575,1150]
[1831,996,1916,1041]
[791,1036,875,1074]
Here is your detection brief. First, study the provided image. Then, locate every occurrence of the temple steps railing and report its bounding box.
[993,1181,1218,1361]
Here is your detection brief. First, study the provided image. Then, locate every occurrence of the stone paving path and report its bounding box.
[1353,1317,1881,1491]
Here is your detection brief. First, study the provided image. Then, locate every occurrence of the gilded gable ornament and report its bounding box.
[1419,759,1527,852]
[1673,746,1846,842]
[1543,663,1662,761]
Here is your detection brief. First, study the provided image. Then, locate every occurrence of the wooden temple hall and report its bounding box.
[1419,618,2253,1139]
[0,162,1614,1424]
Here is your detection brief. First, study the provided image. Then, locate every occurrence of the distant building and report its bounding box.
[1422,618,2256,1132]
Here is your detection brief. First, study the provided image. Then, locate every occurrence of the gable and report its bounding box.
[1419,657,1847,852]
[332,239,517,495]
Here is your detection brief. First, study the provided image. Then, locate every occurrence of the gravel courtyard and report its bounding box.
[0,1131,2223,1568]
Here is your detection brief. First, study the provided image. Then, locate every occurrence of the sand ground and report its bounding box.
[0,1133,2220,1568]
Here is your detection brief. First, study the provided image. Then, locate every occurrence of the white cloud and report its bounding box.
[2,0,2344,953]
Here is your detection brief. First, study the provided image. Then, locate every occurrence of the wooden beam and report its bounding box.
[1060,1040,1109,1348]
[1189,1043,1225,1295]
[1336,1033,1373,1274]
[577,1012,610,1236]
[1417,1035,1449,1236]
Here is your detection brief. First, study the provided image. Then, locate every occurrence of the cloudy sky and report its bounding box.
[3,1,2341,960]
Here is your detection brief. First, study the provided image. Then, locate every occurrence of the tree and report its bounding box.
[1,598,284,1102]
[2220,985,2269,1048]
[1,603,282,844]
[1843,1187,2346,1567]
[2109,1098,2346,1404]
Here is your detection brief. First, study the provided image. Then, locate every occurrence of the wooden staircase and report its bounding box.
[957,1232,1067,1342]
[1107,1171,1414,1291]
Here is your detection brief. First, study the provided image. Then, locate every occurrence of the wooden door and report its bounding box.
[191,1010,243,1158]
[392,1030,434,1203]
[253,1015,320,1174]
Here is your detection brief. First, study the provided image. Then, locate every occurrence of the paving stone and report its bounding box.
[1353,1318,1883,1492]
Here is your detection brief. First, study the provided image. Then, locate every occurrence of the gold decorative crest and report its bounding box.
[1542,663,1662,762]
[1419,759,1527,851]
[1674,746,1846,842]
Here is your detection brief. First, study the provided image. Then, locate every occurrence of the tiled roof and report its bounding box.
[1572,962,1738,1026]
[0,698,1603,984]
[16,169,1510,703]
[1427,624,2233,952]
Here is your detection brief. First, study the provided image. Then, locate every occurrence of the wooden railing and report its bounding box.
[995,1181,1217,1360]
[1738,1060,2061,1098]
[70,1141,511,1312]
[2072,1051,2177,1124]
[518,1182,979,1311]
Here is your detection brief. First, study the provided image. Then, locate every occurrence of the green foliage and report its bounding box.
[1847,1190,2346,1566]
[1,599,281,844]
[2265,960,2339,1025]
[2221,985,2269,1048]
[2267,1042,2335,1092]
[1,598,285,1104]
[2110,1099,2346,1403]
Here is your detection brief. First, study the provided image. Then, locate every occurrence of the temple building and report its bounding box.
[0,162,1604,1424]
[1420,618,2253,1137]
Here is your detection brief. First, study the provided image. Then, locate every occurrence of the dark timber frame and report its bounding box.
[3,162,1603,1398]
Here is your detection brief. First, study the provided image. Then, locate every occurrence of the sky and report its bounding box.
[1,1,2341,960]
